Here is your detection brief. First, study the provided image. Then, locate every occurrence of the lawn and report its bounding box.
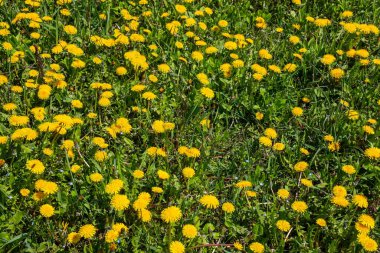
[0,0,379,252]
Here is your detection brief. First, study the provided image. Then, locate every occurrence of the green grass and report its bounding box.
[0,0,379,252]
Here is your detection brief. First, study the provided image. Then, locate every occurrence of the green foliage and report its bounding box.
[0,0,379,252]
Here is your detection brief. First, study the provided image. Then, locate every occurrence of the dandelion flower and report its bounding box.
[329,142,341,151]
[41,181,59,195]
[222,202,235,213]
[157,170,170,180]
[67,232,81,244]
[169,241,185,253]
[300,148,310,155]
[353,194,368,208]
[301,179,313,187]
[333,185,347,197]
[364,147,380,159]
[355,222,370,234]
[64,25,77,35]
[182,167,195,178]
[331,196,349,207]
[112,223,128,233]
[235,180,252,188]
[292,0,301,5]
[264,128,277,139]
[132,170,144,179]
[199,194,219,209]
[320,54,336,65]
[234,242,243,250]
[246,190,257,197]
[289,35,300,44]
[95,150,108,162]
[277,189,290,199]
[182,224,197,238]
[152,187,163,193]
[273,142,285,151]
[40,204,54,218]
[116,66,127,76]
[342,165,356,175]
[111,194,130,211]
[161,206,182,223]
[105,179,124,194]
[20,189,30,196]
[249,242,264,253]
[276,220,291,232]
[191,51,204,62]
[137,208,152,222]
[316,218,327,227]
[90,173,103,182]
[79,224,97,239]
[26,159,45,174]
[292,107,303,116]
[152,120,165,133]
[200,87,215,99]
[330,68,345,79]
[105,230,119,243]
[291,201,308,213]
[142,91,157,100]
[259,136,272,147]
[363,125,375,135]
[359,235,378,252]
[294,161,308,172]
[158,64,170,73]
[347,110,359,120]
[358,214,375,229]
[256,112,264,120]
[224,41,237,50]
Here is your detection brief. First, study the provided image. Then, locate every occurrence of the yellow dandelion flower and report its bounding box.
[330,68,345,79]
[161,206,182,223]
[264,128,277,139]
[90,173,103,182]
[182,224,197,239]
[364,147,380,159]
[105,230,119,243]
[331,196,349,207]
[342,165,356,175]
[292,107,303,116]
[200,87,215,99]
[259,136,272,147]
[352,194,368,208]
[249,242,264,253]
[40,204,54,218]
[26,159,45,174]
[316,218,327,227]
[360,236,378,252]
[169,241,185,253]
[182,167,195,178]
[277,189,290,199]
[291,201,308,213]
[20,188,30,196]
[67,232,81,244]
[222,202,235,213]
[276,220,291,232]
[111,194,130,211]
[78,224,97,239]
[355,222,370,234]
[358,214,375,229]
[235,180,252,188]
[105,179,124,194]
[157,170,170,180]
[199,194,219,209]
[294,161,308,172]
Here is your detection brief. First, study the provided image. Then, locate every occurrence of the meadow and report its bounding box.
[0,0,379,252]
